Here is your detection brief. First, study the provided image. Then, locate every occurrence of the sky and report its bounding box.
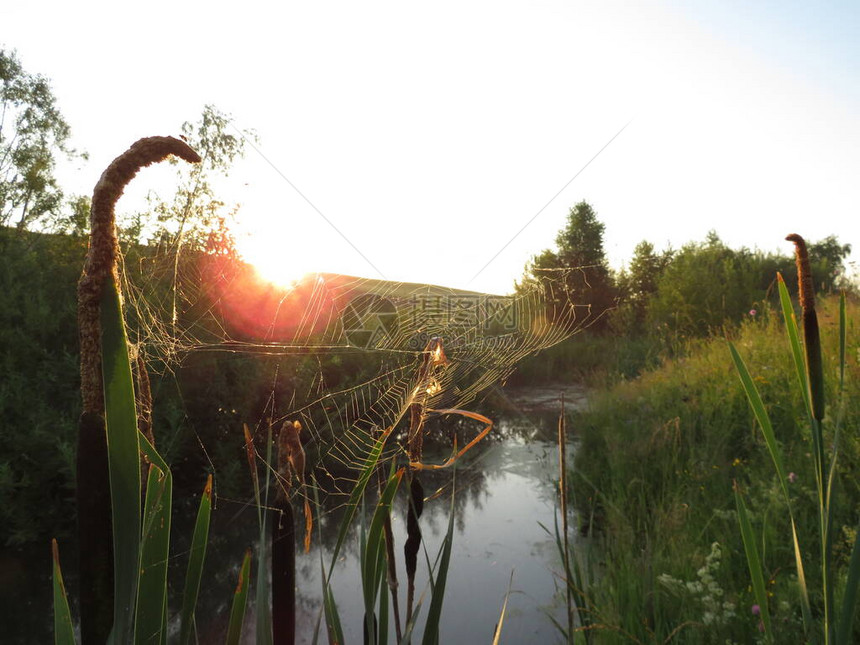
[3,0,859,294]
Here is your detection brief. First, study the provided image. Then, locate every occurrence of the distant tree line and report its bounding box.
[518,200,852,340]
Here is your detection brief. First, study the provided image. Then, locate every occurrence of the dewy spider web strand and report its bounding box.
[118,184,600,514]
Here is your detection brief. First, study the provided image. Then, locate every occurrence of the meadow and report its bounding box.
[564,291,860,643]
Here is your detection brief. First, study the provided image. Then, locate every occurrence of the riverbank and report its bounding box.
[568,295,860,642]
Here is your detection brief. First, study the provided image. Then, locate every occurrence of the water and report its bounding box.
[2,383,587,643]
[226,382,588,644]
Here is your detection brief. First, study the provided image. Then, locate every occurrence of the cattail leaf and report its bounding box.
[179,474,213,645]
[226,549,252,645]
[491,571,516,645]
[364,468,403,601]
[838,290,846,388]
[363,467,403,642]
[323,583,345,645]
[100,279,141,643]
[52,539,76,645]
[421,477,456,645]
[735,486,773,641]
[777,274,812,419]
[377,564,389,645]
[255,424,274,645]
[243,423,262,529]
[730,340,812,629]
[136,462,173,644]
[836,517,860,644]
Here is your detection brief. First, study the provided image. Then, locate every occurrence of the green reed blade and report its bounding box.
[324,583,345,645]
[226,548,252,645]
[377,556,389,645]
[491,571,515,645]
[179,474,213,645]
[836,518,860,644]
[735,487,773,641]
[729,343,788,490]
[364,466,403,644]
[138,431,169,472]
[777,274,812,419]
[364,467,403,607]
[255,423,274,645]
[399,590,425,645]
[52,539,76,645]
[421,477,456,645]
[839,290,846,393]
[136,462,173,644]
[100,279,141,644]
[730,341,811,629]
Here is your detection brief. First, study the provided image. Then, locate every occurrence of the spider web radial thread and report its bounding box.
[118,239,599,511]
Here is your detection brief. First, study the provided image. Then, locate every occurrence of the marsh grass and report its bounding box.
[572,289,859,642]
[729,235,860,643]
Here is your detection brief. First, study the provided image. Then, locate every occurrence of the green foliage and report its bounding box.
[128,105,255,247]
[101,278,143,643]
[613,240,673,331]
[0,48,82,230]
[572,294,860,642]
[52,540,76,645]
[519,201,617,327]
[226,549,252,645]
[0,229,83,545]
[179,475,214,645]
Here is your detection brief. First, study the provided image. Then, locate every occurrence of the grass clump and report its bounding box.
[572,293,859,642]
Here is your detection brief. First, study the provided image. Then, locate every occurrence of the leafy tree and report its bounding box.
[807,235,852,292]
[644,232,851,338]
[519,201,616,327]
[0,48,81,229]
[126,104,255,247]
[612,240,674,333]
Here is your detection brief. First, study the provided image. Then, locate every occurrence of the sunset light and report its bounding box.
[232,225,314,289]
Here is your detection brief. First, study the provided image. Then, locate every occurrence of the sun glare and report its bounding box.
[234,231,312,289]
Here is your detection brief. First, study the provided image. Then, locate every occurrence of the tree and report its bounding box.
[127,104,255,247]
[519,201,616,327]
[612,240,674,334]
[0,48,80,229]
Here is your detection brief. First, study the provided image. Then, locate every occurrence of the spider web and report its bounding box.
[117,227,599,511]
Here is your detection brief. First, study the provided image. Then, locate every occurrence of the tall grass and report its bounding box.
[571,288,859,642]
[730,235,860,643]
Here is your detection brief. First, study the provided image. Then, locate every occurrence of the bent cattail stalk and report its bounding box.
[76,136,200,643]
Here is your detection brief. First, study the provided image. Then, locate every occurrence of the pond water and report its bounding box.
[2,383,587,643]
[201,382,589,644]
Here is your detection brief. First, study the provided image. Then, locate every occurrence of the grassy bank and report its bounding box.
[569,295,860,642]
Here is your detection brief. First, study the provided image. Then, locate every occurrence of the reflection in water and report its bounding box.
[187,384,585,643]
[4,385,584,643]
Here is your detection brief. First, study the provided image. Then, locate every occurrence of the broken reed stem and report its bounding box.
[76,136,199,644]
[558,393,574,641]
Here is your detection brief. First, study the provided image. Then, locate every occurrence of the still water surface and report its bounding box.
[209,383,588,644]
[3,383,586,643]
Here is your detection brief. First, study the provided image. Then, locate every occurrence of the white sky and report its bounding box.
[4,0,859,294]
